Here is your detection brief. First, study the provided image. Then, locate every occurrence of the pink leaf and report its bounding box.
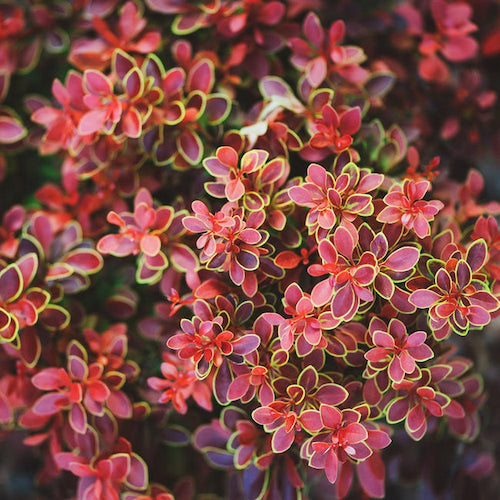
[409,289,441,308]
[0,264,22,303]
[311,279,334,307]
[227,376,250,401]
[84,69,112,96]
[288,186,314,205]
[124,68,143,100]
[272,425,295,453]
[384,247,420,272]
[188,59,214,94]
[0,392,12,424]
[232,334,260,355]
[357,453,386,498]
[225,178,245,202]
[122,107,142,139]
[386,397,410,423]
[78,109,108,135]
[441,36,478,62]
[0,116,27,144]
[466,239,487,272]
[178,130,203,165]
[69,403,87,433]
[406,404,426,432]
[306,57,327,87]
[316,384,348,406]
[324,449,339,484]
[127,454,148,490]
[334,226,355,259]
[300,410,322,432]
[467,305,490,326]
[320,405,342,429]
[332,284,355,318]
[32,368,62,390]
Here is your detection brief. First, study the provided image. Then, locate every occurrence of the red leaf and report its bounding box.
[419,55,449,83]
[483,28,500,56]
[88,380,110,402]
[334,226,355,259]
[195,280,230,299]
[84,69,112,96]
[275,251,301,269]
[441,36,478,62]
[225,178,245,202]
[339,107,361,135]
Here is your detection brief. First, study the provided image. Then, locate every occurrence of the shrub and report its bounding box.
[0,1,499,499]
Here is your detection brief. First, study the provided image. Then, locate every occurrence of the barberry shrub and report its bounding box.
[0,1,499,499]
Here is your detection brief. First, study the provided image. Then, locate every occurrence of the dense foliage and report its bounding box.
[0,0,500,499]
